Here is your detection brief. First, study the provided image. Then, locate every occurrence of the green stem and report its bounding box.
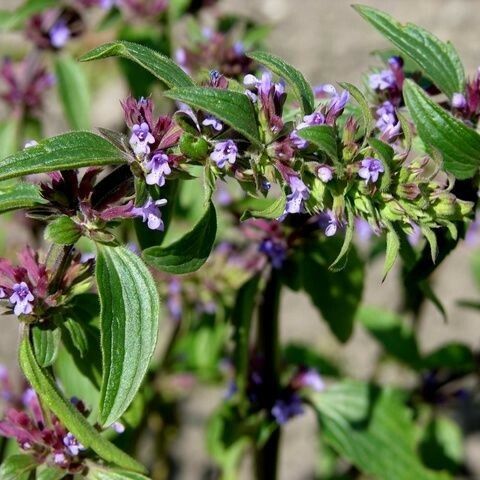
[254,269,282,480]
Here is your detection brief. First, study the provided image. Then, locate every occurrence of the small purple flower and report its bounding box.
[327,90,350,118]
[293,369,325,392]
[132,197,167,231]
[317,165,334,183]
[369,69,396,91]
[452,92,467,109]
[259,238,287,269]
[63,432,85,456]
[210,140,238,168]
[358,158,384,184]
[49,20,71,49]
[130,122,155,157]
[111,422,125,434]
[284,176,310,215]
[202,116,223,131]
[271,393,304,425]
[291,111,326,148]
[9,282,34,316]
[144,152,171,187]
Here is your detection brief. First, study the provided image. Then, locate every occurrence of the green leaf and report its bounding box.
[310,381,450,480]
[19,335,145,473]
[0,0,57,30]
[383,226,400,279]
[301,238,364,342]
[247,50,314,114]
[231,275,260,395]
[87,466,150,480]
[338,82,374,138]
[240,193,286,221]
[32,325,61,368]
[357,306,422,369]
[423,343,475,372]
[45,216,81,245]
[0,132,125,182]
[0,454,38,480]
[0,183,45,214]
[0,119,20,160]
[298,125,339,163]
[79,40,194,89]
[165,88,262,147]
[143,201,217,274]
[96,244,160,427]
[403,80,480,179]
[37,466,66,480]
[353,5,465,97]
[55,55,91,130]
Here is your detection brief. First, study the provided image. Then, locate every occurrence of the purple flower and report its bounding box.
[271,393,304,425]
[63,432,85,456]
[375,101,401,142]
[132,197,167,231]
[369,69,396,91]
[292,369,325,392]
[284,176,310,215]
[144,152,171,187]
[202,116,223,131]
[49,20,71,48]
[259,238,287,269]
[358,158,384,184]
[452,92,467,109]
[210,140,238,168]
[129,122,155,157]
[291,111,326,148]
[318,210,340,237]
[111,422,125,434]
[317,165,334,183]
[9,282,34,316]
[327,90,350,118]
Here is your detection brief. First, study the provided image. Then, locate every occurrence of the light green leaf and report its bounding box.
[0,132,125,182]
[0,454,37,480]
[338,82,374,138]
[354,5,465,97]
[247,50,314,114]
[37,466,66,480]
[165,88,262,147]
[143,201,217,274]
[403,80,480,179]
[96,244,160,427]
[310,381,450,480]
[383,225,400,279]
[0,183,45,214]
[19,335,146,473]
[32,325,61,368]
[55,55,91,130]
[45,216,81,245]
[80,41,194,89]
[87,466,150,480]
[240,193,286,221]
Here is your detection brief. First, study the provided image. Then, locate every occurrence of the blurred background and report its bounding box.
[1,0,480,478]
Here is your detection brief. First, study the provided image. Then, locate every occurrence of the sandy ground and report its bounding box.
[1,0,480,478]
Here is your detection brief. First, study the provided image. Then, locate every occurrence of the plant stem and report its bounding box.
[254,268,282,480]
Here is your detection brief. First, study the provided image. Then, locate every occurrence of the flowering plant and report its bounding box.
[0,2,479,479]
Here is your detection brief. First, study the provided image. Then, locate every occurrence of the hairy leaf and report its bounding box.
[96,244,160,427]
[298,125,339,163]
[0,183,45,214]
[32,325,61,368]
[45,216,81,245]
[240,193,286,221]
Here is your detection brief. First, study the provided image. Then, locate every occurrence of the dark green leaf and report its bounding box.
[403,80,480,179]
[79,41,194,89]
[45,216,81,245]
[247,50,314,114]
[32,325,61,368]
[302,238,364,342]
[298,125,339,163]
[354,5,465,97]
[0,183,45,214]
[423,343,475,372]
[55,55,91,130]
[96,244,160,427]
[310,381,449,480]
[19,335,146,473]
[143,201,217,274]
[165,88,262,147]
[0,454,37,480]
[357,307,422,369]
[240,193,286,221]
[0,132,125,182]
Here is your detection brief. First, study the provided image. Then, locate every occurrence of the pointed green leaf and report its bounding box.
[298,125,339,163]
[55,54,91,130]
[240,193,286,221]
[95,244,160,427]
[79,41,194,88]
[45,216,82,245]
[310,381,449,480]
[354,4,465,97]
[87,467,150,480]
[403,80,480,179]
[143,201,217,274]
[0,454,38,480]
[0,183,45,214]
[329,204,355,270]
[338,82,374,138]
[383,227,400,279]
[32,325,61,368]
[421,225,438,263]
[19,335,146,473]
[247,50,314,114]
[165,88,262,147]
[0,132,125,182]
